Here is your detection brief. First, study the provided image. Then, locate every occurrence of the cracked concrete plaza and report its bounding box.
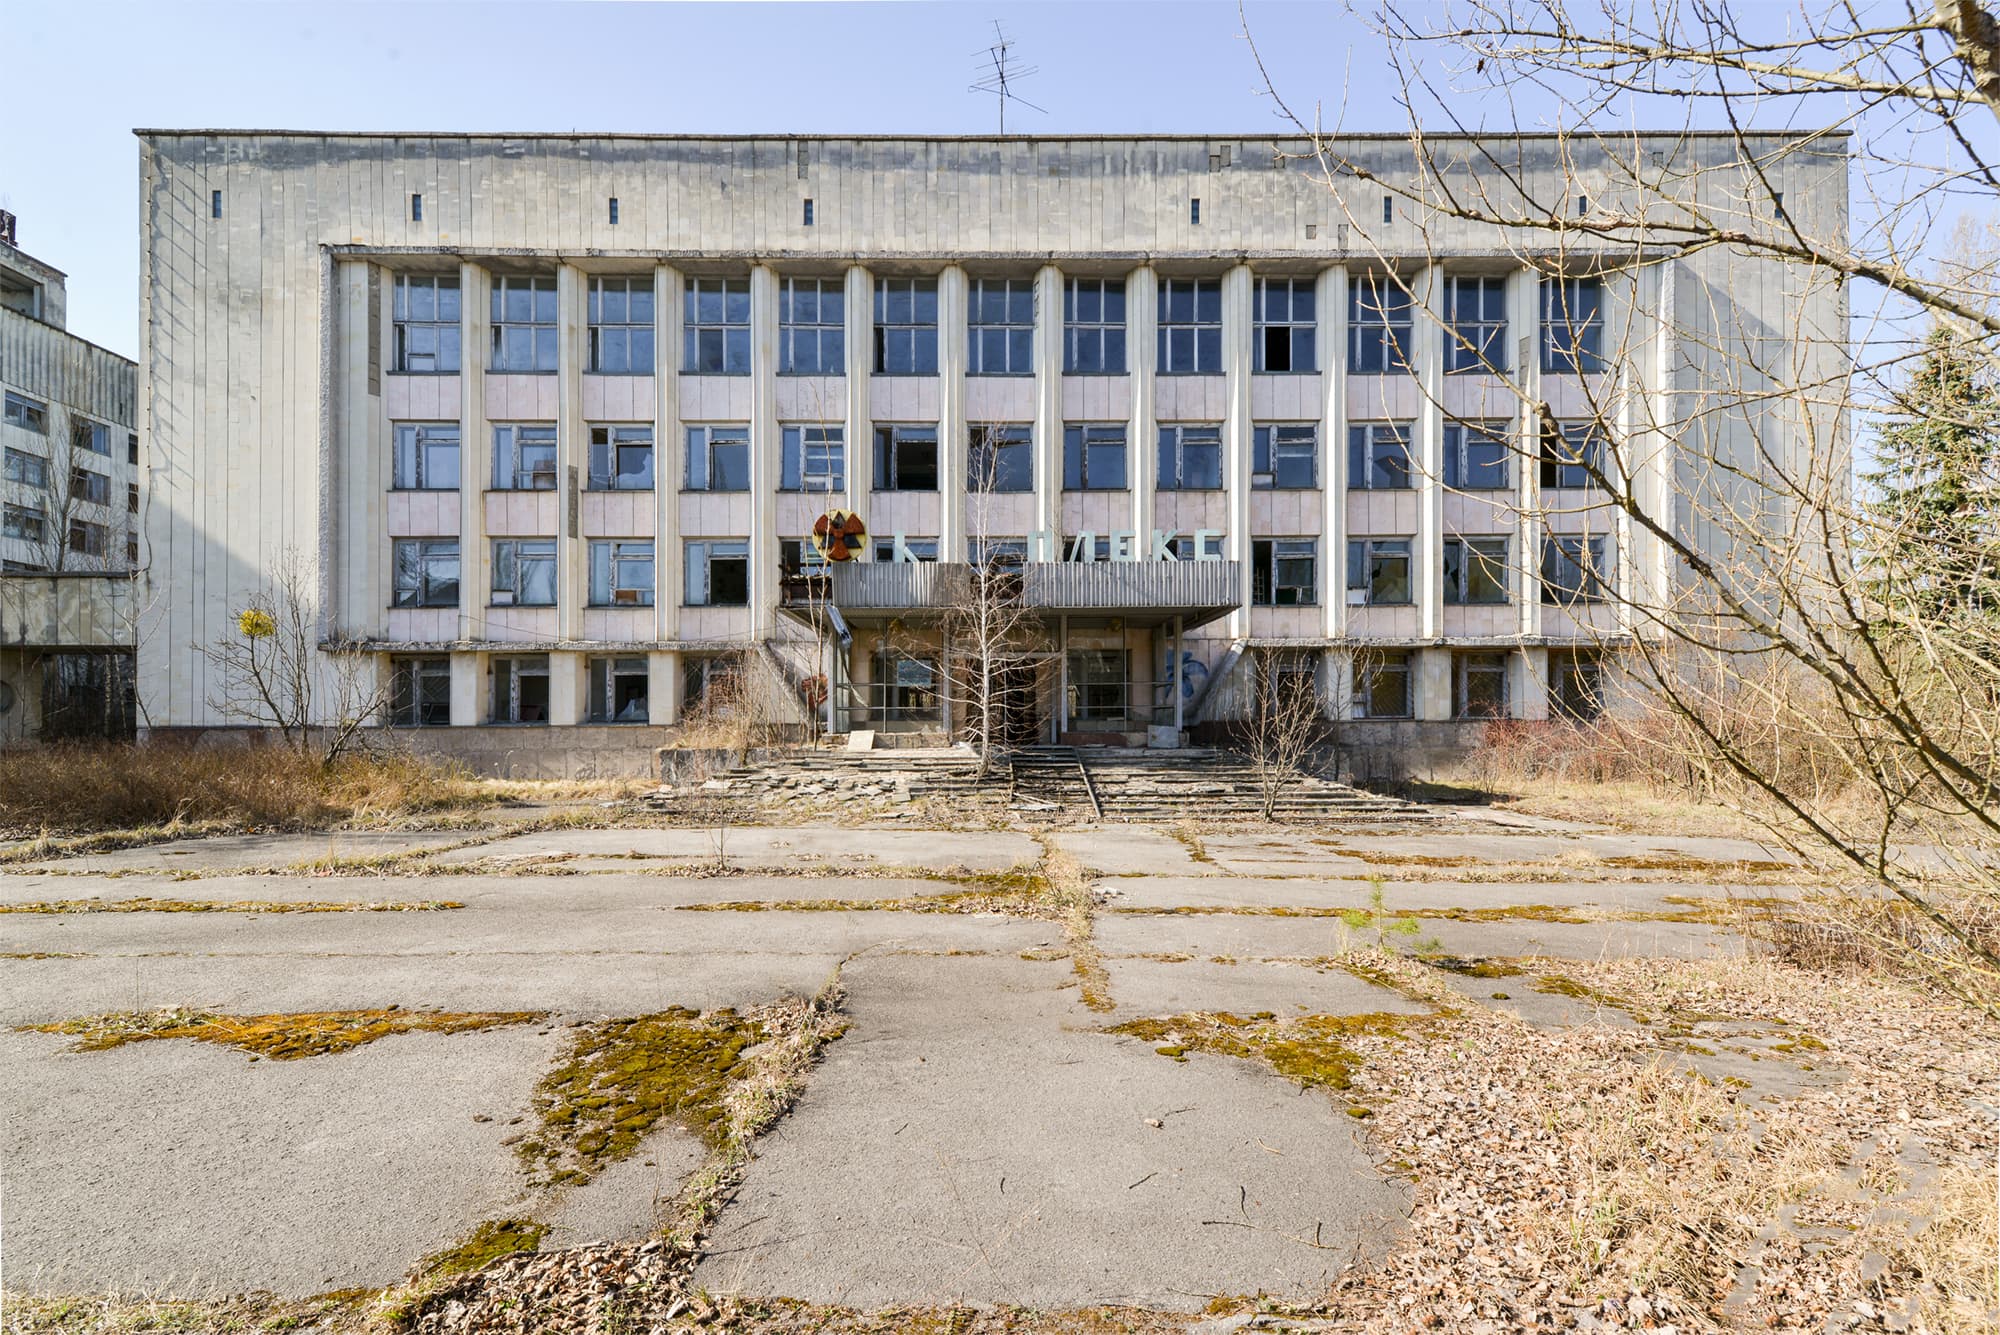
[2,815,1805,1309]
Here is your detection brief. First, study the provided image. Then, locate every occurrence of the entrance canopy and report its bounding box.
[781,561,1243,631]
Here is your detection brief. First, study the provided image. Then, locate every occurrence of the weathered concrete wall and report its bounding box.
[0,573,137,649]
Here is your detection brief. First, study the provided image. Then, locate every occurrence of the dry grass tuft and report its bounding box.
[0,896,463,915]
[0,741,492,837]
[1040,839,1112,1011]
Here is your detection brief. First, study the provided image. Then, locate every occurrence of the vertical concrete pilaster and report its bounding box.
[844,265,874,515]
[937,265,969,560]
[1512,265,1544,639]
[1221,264,1254,618]
[458,262,491,645]
[1413,645,1453,721]
[556,263,588,642]
[549,650,585,726]
[1032,264,1064,545]
[1126,265,1160,544]
[1413,263,1444,642]
[333,261,380,632]
[450,651,485,726]
[650,649,682,725]
[1319,265,1349,640]
[1512,646,1550,721]
[656,264,682,643]
[750,264,780,634]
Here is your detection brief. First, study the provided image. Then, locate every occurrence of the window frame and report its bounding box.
[872,537,940,563]
[1062,424,1128,491]
[873,424,940,492]
[684,539,750,607]
[1346,537,1414,606]
[2,502,45,543]
[586,276,656,375]
[69,465,111,507]
[489,275,559,374]
[3,391,48,434]
[1455,651,1510,719]
[1063,278,1127,374]
[1067,649,1131,723]
[1157,278,1223,375]
[873,277,939,376]
[393,422,462,491]
[1551,650,1604,720]
[779,276,845,376]
[1355,650,1413,719]
[1541,276,1605,374]
[1348,272,1414,374]
[781,424,846,493]
[589,539,656,607]
[1539,421,1609,490]
[1444,275,1509,374]
[588,655,652,723]
[1347,423,1414,491]
[1254,277,1317,373]
[1443,422,1511,491]
[490,424,558,492]
[67,519,109,558]
[391,537,460,609]
[389,656,453,727]
[72,420,112,457]
[489,538,558,608]
[392,274,462,375]
[968,424,1033,493]
[967,278,1035,376]
[1541,534,1610,606]
[868,650,943,723]
[683,277,752,375]
[586,424,655,492]
[489,653,552,725]
[3,447,47,489]
[1157,423,1223,491]
[1252,537,1319,607]
[1252,424,1317,490]
[683,424,751,493]
[1443,535,1510,605]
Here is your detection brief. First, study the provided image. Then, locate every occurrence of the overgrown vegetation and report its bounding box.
[0,741,491,836]
[1040,839,1111,1011]
[0,896,464,914]
[1108,1008,1426,1093]
[24,1006,541,1059]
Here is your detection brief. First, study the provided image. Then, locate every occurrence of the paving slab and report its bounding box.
[1102,956,1429,1020]
[1047,829,1213,877]
[429,827,1041,873]
[1097,876,1800,916]
[1097,912,1744,963]
[15,830,483,874]
[694,953,1405,1309]
[2,1025,559,1295]
[1311,831,1800,867]
[1195,835,1372,878]
[540,1124,708,1251]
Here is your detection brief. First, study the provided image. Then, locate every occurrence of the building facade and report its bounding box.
[135,133,1845,769]
[0,213,139,743]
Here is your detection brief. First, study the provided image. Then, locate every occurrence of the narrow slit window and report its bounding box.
[1381,196,1393,224]
[211,190,223,219]
[1190,198,1201,225]
[803,198,815,226]
[608,197,620,225]
[411,194,423,222]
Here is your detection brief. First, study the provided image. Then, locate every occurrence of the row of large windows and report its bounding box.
[385,646,1604,727]
[390,273,1605,378]
[389,532,1610,611]
[392,419,1611,495]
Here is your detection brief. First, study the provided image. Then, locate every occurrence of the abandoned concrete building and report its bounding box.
[0,211,139,743]
[133,131,1845,773]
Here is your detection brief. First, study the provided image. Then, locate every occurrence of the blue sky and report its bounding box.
[6,1,1442,358]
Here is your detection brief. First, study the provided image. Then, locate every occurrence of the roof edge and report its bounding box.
[131,127,1853,143]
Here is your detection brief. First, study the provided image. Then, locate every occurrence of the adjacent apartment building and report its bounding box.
[134,132,1845,768]
[1,212,139,743]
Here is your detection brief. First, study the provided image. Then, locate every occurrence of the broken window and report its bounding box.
[3,503,45,542]
[389,656,452,727]
[1541,276,1604,373]
[684,540,749,607]
[1346,538,1413,606]
[683,277,751,374]
[392,538,459,608]
[869,652,942,723]
[393,423,461,490]
[491,424,558,491]
[1063,279,1126,374]
[490,539,557,607]
[1541,534,1610,605]
[1254,278,1316,373]
[1068,650,1130,722]
[1444,276,1508,373]
[683,656,740,711]
[1443,536,1510,605]
[489,654,551,724]
[969,425,1032,493]
[1157,424,1223,490]
[393,275,461,374]
[69,466,110,507]
[1455,651,1510,719]
[1347,423,1413,490]
[968,278,1034,376]
[872,537,939,562]
[588,656,650,723]
[3,448,46,489]
[1539,421,1609,490]
[72,420,112,457]
[780,277,845,375]
[1252,538,1318,606]
[874,425,939,491]
[3,392,47,434]
[684,425,750,492]
[1253,424,1317,490]
[1348,272,1413,374]
[1550,650,1604,720]
[968,537,1029,565]
[1444,422,1510,491]
[68,520,108,558]
[1157,278,1222,374]
[588,277,656,374]
[587,425,653,491]
[1062,424,1127,490]
[781,425,845,493]
[490,276,558,373]
[589,539,655,606]
[873,277,939,375]
[1355,651,1412,718]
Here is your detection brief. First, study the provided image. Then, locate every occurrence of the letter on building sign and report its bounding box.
[1068,530,1098,561]
[1150,529,1178,561]
[1193,529,1222,561]
[892,532,917,563]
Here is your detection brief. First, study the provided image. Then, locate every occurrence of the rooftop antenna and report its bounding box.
[970,20,1044,135]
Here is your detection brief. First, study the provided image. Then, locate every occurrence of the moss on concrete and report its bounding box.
[23,1006,543,1059]
[1107,1010,1418,1091]
[417,1218,546,1281]
[0,896,463,914]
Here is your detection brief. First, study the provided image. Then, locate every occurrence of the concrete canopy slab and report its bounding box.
[1047,828,1214,876]
[428,827,1041,873]
[694,953,1406,1310]
[2,1026,559,1295]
